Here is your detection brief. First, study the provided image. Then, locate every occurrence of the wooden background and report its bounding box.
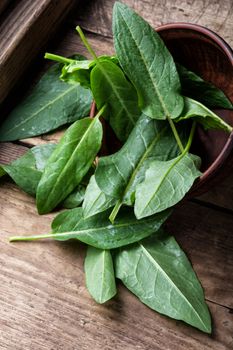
[0,0,233,349]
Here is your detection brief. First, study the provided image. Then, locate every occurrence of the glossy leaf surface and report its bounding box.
[49,207,171,249]
[95,114,186,205]
[0,63,92,141]
[175,97,232,133]
[60,55,119,88]
[62,184,86,209]
[113,2,183,119]
[36,117,102,214]
[85,246,117,303]
[177,63,233,109]
[83,175,116,218]
[91,60,141,141]
[115,233,211,333]
[1,144,56,196]
[135,153,201,219]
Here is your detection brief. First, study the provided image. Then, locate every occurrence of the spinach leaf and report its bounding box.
[1,144,56,195]
[135,153,201,219]
[62,184,86,209]
[10,207,171,249]
[95,114,187,220]
[0,61,92,141]
[36,116,103,214]
[62,168,94,209]
[175,97,232,133]
[85,246,117,303]
[177,63,233,109]
[115,232,211,333]
[0,167,6,178]
[91,60,141,142]
[113,2,183,120]
[47,53,119,88]
[82,175,116,218]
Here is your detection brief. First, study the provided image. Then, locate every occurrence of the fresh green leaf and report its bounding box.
[135,153,201,219]
[36,116,103,214]
[62,184,86,209]
[177,63,233,109]
[175,97,232,133]
[0,62,92,141]
[91,60,141,141]
[115,232,211,333]
[83,175,116,218]
[0,167,6,178]
[50,207,171,249]
[62,168,94,209]
[1,144,56,195]
[60,55,119,88]
[10,207,171,248]
[95,114,188,215]
[113,2,183,120]
[85,246,117,303]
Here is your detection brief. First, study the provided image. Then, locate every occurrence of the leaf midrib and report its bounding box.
[121,125,168,202]
[41,118,98,209]
[100,250,107,301]
[117,10,170,118]
[4,84,79,136]
[53,214,159,238]
[96,62,136,125]
[140,153,188,214]
[140,243,207,329]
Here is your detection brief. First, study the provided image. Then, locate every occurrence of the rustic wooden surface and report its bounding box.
[0,0,78,104]
[0,0,233,349]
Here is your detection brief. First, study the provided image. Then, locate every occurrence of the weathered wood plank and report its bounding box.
[0,142,28,164]
[0,182,233,349]
[0,0,77,104]
[167,202,233,309]
[197,173,233,211]
[74,0,233,46]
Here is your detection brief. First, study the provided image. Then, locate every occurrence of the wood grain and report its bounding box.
[74,0,233,46]
[0,142,28,164]
[0,0,77,104]
[0,182,233,349]
[0,1,233,348]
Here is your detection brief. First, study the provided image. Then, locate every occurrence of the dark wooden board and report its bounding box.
[0,0,77,104]
[73,0,233,46]
[0,182,233,349]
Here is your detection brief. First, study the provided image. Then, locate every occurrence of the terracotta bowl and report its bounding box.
[156,23,233,196]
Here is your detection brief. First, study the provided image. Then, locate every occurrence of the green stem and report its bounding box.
[76,26,97,60]
[44,53,74,64]
[94,104,106,119]
[109,199,122,224]
[10,232,58,242]
[184,121,196,153]
[166,115,184,153]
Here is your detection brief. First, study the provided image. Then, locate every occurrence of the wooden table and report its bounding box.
[0,1,233,349]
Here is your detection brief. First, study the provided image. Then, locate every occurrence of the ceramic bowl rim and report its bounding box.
[156,22,233,189]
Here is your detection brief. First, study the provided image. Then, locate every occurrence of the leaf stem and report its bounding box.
[94,104,106,119]
[10,233,56,242]
[109,199,122,224]
[44,53,74,64]
[184,121,196,153]
[166,115,184,153]
[76,26,98,60]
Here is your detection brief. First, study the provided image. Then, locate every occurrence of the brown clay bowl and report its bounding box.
[156,23,233,196]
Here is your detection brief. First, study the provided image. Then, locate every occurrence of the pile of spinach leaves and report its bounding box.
[1,2,232,334]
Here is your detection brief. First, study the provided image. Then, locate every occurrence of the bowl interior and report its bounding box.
[157,24,233,174]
